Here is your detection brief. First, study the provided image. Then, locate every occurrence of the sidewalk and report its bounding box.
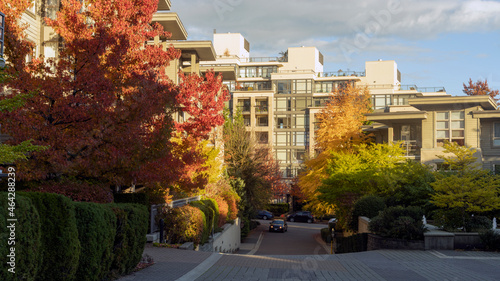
[118,244,219,281]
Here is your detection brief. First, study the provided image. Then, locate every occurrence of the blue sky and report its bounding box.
[172,0,500,96]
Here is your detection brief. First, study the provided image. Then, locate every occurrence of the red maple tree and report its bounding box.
[463,78,500,105]
[1,0,227,192]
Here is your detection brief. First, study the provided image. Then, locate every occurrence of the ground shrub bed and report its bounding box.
[0,193,42,281]
[350,195,386,231]
[114,192,149,206]
[369,206,425,241]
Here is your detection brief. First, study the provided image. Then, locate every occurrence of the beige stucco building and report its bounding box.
[200,33,467,180]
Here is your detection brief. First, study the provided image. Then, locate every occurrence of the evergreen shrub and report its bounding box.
[73,202,116,281]
[20,192,81,281]
[108,203,148,277]
[0,193,41,281]
[369,206,425,240]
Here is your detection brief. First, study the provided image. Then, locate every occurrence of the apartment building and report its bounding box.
[201,33,455,180]
[366,95,500,172]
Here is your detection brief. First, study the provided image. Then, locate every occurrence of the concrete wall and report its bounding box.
[211,218,241,253]
[358,216,371,233]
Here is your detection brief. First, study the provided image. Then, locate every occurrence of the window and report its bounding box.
[256,116,268,127]
[277,81,292,94]
[237,99,251,112]
[436,111,464,146]
[493,123,500,146]
[243,115,250,126]
[293,132,307,146]
[275,132,288,145]
[46,0,59,20]
[256,132,268,144]
[371,95,391,110]
[276,115,291,129]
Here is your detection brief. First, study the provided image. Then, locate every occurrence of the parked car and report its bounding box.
[269,219,287,233]
[256,210,274,220]
[287,211,314,223]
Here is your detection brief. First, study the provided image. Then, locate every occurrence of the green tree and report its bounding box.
[298,84,372,217]
[431,141,500,231]
[318,143,405,229]
[223,109,280,219]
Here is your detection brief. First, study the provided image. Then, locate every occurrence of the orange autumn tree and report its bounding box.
[298,84,372,216]
[463,78,500,105]
[0,0,228,199]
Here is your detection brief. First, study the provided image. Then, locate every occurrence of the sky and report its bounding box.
[171,0,500,96]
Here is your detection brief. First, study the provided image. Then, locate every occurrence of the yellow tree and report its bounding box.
[431,141,500,231]
[299,84,371,216]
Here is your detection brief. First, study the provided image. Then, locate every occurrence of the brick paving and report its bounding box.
[119,244,500,281]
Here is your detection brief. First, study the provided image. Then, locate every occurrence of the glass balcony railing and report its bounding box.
[255,105,269,113]
[317,71,366,77]
[399,85,446,92]
[247,57,287,63]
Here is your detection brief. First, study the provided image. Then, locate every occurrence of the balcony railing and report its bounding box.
[399,85,446,92]
[399,140,420,157]
[255,105,269,113]
[317,71,366,77]
[247,57,287,63]
[237,105,251,112]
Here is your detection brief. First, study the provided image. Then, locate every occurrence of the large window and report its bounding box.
[436,111,464,146]
[239,66,277,78]
[493,123,500,146]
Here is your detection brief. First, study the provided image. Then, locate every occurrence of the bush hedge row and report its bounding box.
[335,233,369,254]
[0,193,42,281]
[0,192,148,281]
[369,206,425,240]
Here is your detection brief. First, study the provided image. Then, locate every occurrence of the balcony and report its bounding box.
[255,105,269,114]
[237,105,251,113]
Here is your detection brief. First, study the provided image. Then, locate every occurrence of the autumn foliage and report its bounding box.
[0,0,228,194]
[298,84,372,216]
[463,78,499,105]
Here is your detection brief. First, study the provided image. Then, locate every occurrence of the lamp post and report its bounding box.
[0,11,5,68]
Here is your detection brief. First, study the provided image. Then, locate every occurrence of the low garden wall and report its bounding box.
[211,218,241,253]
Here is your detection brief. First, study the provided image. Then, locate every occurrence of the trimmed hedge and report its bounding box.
[202,199,220,229]
[114,193,149,206]
[20,192,81,281]
[109,203,149,277]
[266,203,289,215]
[73,202,117,281]
[0,193,42,281]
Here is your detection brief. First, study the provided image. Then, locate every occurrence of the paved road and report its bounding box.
[120,222,500,281]
[251,219,329,256]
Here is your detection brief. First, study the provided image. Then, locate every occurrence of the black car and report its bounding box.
[256,210,273,220]
[269,219,287,233]
[287,211,314,223]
